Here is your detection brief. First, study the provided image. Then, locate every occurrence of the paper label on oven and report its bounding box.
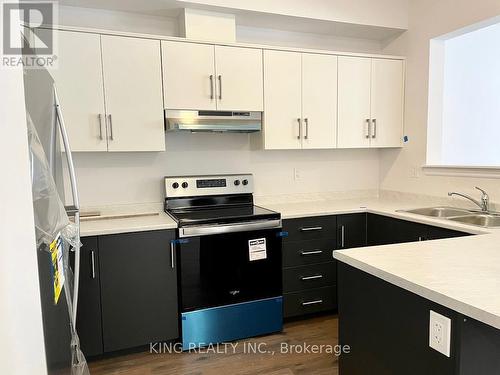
[249,238,267,261]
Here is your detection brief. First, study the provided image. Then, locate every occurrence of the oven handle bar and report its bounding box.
[179,219,282,238]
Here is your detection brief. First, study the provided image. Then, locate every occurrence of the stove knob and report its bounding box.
[234,180,240,186]
[242,179,249,186]
[182,182,189,189]
[172,182,179,189]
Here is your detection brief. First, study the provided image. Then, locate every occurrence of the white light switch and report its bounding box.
[429,310,451,357]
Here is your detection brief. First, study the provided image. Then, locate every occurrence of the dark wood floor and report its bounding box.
[89,315,339,375]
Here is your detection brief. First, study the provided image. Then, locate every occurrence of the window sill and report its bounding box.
[423,165,500,178]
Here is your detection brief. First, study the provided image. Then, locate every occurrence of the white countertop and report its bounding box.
[79,193,500,330]
[79,203,176,237]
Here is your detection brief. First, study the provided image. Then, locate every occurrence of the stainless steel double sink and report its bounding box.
[401,206,500,228]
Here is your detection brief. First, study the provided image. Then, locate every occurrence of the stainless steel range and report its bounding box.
[164,174,284,350]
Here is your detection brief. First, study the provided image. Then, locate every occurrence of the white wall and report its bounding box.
[58,5,385,53]
[73,133,380,206]
[380,0,500,199]
[55,5,383,207]
[0,2,47,372]
[237,26,383,54]
[185,0,409,29]
[58,6,179,35]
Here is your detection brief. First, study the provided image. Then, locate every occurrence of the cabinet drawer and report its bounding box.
[283,216,337,242]
[283,238,336,267]
[283,262,336,293]
[284,286,337,318]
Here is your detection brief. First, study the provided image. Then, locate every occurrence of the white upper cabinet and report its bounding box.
[338,56,404,148]
[337,56,372,148]
[263,50,302,150]
[301,53,338,149]
[101,36,165,152]
[45,30,107,152]
[162,41,264,111]
[370,58,404,148]
[46,27,404,152]
[162,41,216,110]
[214,46,263,111]
[263,51,338,150]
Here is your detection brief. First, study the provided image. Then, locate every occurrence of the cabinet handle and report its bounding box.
[304,118,309,139]
[302,299,323,306]
[365,118,371,139]
[300,226,322,232]
[98,114,103,140]
[301,275,323,281]
[372,119,377,138]
[90,250,96,279]
[341,225,345,248]
[170,242,175,269]
[108,114,114,141]
[209,75,214,99]
[218,75,222,100]
[300,250,323,256]
[297,118,302,139]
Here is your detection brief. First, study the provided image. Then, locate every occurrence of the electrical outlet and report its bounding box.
[409,166,420,178]
[294,168,302,181]
[429,310,451,357]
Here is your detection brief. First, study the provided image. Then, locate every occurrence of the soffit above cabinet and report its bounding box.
[58,0,407,42]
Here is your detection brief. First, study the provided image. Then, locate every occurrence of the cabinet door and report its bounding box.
[263,50,302,150]
[101,36,165,151]
[370,59,404,148]
[43,30,107,152]
[337,56,372,148]
[215,46,263,111]
[99,230,178,352]
[337,213,367,249]
[162,41,216,110]
[426,226,468,241]
[76,236,103,357]
[367,214,427,246]
[302,53,338,149]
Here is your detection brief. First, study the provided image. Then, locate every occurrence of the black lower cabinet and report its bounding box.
[337,213,367,249]
[99,230,178,352]
[338,263,500,375]
[368,213,428,245]
[338,263,460,375]
[367,213,469,245]
[77,230,178,357]
[77,236,103,357]
[427,226,469,240]
[459,317,500,374]
[284,286,337,318]
[282,216,337,318]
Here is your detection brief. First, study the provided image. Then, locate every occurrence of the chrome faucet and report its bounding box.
[448,187,490,212]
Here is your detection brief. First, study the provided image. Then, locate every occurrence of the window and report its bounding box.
[426,18,500,168]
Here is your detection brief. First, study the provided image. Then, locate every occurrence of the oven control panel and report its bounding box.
[165,174,254,198]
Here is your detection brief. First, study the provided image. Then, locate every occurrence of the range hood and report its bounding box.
[165,110,262,133]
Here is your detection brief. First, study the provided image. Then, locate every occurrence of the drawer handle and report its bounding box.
[302,299,323,306]
[300,250,323,256]
[301,274,323,281]
[300,226,323,232]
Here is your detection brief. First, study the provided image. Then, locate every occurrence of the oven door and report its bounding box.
[177,227,282,312]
